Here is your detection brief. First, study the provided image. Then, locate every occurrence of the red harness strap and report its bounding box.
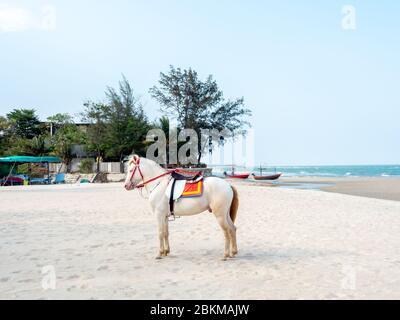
[135,170,174,189]
[130,158,206,190]
[130,157,174,189]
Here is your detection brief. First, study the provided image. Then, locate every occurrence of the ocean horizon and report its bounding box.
[210,164,400,177]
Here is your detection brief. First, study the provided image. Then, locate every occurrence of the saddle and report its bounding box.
[165,171,204,218]
[171,170,202,181]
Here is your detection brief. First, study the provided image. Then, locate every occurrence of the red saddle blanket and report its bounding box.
[181,179,204,198]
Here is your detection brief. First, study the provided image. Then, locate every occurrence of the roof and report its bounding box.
[0,156,62,163]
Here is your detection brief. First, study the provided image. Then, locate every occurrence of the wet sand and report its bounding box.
[278,177,400,202]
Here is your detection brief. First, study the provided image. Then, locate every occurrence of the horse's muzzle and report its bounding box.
[124,183,134,191]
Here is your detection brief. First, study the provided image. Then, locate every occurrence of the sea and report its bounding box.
[211,165,400,177]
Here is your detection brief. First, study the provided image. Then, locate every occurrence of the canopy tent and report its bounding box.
[0,156,62,163]
[0,156,62,186]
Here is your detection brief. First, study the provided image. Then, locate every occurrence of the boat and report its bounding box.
[223,164,250,179]
[251,165,282,180]
[251,173,282,180]
[224,173,250,179]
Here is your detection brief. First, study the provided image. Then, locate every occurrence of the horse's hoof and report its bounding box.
[155,255,162,260]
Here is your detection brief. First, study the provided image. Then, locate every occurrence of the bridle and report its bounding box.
[127,156,202,191]
[128,157,173,189]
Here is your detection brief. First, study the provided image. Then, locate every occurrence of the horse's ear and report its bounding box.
[132,155,140,164]
[128,155,138,165]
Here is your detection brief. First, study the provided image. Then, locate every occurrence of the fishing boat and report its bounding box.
[224,172,250,179]
[251,172,282,180]
[223,166,250,179]
[251,165,282,180]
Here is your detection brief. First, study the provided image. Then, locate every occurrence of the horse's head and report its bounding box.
[124,155,143,191]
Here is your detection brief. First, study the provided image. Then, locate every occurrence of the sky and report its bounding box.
[1,0,399,165]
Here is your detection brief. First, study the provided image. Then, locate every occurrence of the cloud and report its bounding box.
[0,3,56,33]
[0,4,32,32]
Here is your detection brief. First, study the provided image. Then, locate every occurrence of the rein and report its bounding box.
[135,170,173,189]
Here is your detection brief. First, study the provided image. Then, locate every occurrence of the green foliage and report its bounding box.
[6,109,42,139]
[43,113,87,170]
[103,75,150,160]
[30,135,52,156]
[2,136,31,156]
[81,102,108,162]
[81,76,150,161]
[0,116,10,155]
[3,135,52,156]
[47,113,73,125]
[156,116,170,138]
[50,120,87,166]
[1,110,52,156]
[149,66,252,161]
[0,115,10,133]
[79,158,94,174]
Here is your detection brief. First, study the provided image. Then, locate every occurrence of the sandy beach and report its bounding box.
[1,181,400,300]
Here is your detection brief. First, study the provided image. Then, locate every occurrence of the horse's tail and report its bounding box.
[229,185,239,224]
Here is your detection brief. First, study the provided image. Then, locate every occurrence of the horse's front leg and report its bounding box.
[163,219,170,256]
[155,211,169,259]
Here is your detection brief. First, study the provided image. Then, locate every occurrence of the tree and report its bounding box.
[149,66,252,162]
[1,111,48,156]
[1,137,31,156]
[156,116,170,138]
[47,113,74,126]
[82,76,150,162]
[104,76,150,160]
[47,113,86,171]
[0,116,10,155]
[29,135,52,156]
[6,109,42,139]
[81,102,108,172]
[0,116,9,135]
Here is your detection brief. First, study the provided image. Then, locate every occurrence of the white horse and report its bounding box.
[124,155,239,260]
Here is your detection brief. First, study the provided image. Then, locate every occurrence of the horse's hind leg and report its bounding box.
[228,224,238,257]
[226,212,238,256]
[215,213,232,260]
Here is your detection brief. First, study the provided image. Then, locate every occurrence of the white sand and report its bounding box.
[1,182,400,300]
